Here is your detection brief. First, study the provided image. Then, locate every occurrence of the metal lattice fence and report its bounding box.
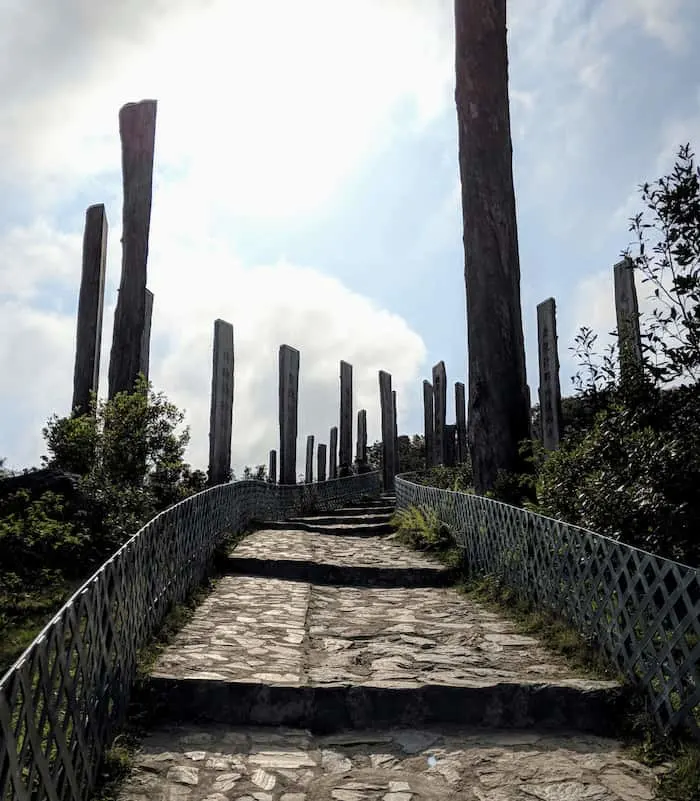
[0,472,381,801]
[396,476,700,740]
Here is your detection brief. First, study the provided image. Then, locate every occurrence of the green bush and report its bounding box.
[391,505,453,552]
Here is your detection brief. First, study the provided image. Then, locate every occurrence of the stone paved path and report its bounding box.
[118,495,659,800]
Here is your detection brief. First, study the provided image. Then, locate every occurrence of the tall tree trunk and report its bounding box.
[455,0,530,493]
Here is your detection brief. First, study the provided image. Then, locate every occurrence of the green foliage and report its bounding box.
[241,464,267,481]
[391,505,453,552]
[1,380,206,673]
[628,144,700,384]
[411,463,474,493]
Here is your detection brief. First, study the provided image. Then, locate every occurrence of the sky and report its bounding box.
[0,0,698,476]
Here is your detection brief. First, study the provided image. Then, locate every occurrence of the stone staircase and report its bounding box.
[117,496,658,800]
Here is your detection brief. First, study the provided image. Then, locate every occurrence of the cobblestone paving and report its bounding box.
[306,586,589,688]
[118,725,659,801]
[232,530,446,572]
[152,533,610,690]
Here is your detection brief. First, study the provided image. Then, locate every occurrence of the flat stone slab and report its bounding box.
[117,725,659,801]
[151,577,309,684]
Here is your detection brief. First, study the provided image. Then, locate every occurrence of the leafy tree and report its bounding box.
[628,144,700,384]
[242,465,267,481]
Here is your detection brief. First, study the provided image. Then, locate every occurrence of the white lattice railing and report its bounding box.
[396,475,700,740]
[0,472,381,801]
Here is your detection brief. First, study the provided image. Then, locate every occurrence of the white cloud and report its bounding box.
[0,0,453,218]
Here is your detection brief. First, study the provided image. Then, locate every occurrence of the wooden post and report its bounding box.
[392,390,400,476]
[455,382,467,463]
[305,435,315,484]
[379,371,395,490]
[455,2,530,492]
[445,424,457,467]
[139,288,154,382]
[108,99,158,398]
[614,257,643,380]
[329,426,338,479]
[339,361,353,476]
[72,204,108,415]
[208,319,234,486]
[537,298,563,451]
[269,449,277,483]
[317,443,327,482]
[356,409,367,468]
[432,361,447,465]
[423,381,434,468]
[279,345,300,484]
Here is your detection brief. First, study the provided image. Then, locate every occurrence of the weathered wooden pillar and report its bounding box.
[445,424,457,467]
[392,390,400,476]
[317,443,327,482]
[269,449,277,483]
[207,319,234,486]
[356,409,367,468]
[614,257,643,380]
[432,361,447,465]
[72,204,108,415]
[379,371,395,490]
[537,298,563,451]
[139,288,154,382]
[108,99,158,398]
[279,344,300,484]
[329,426,338,479]
[455,382,467,463]
[305,435,315,484]
[339,361,353,476]
[423,381,434,468]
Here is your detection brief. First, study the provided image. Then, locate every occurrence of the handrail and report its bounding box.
[395,474,700,740]
[0,471,381,801]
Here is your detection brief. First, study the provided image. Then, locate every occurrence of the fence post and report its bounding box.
[279,344,300,484]
[455,381,467,463]
[379,370,395,490]
[432,361,447,465]
[614,257,643,380]
[108,99,157,398]
[72,204,108,416]
[305,435,315,484]
[339,361,353,476]
[208,319,234,486]
[536,298,563,451]
[329,426,338,479]
[423,380,434,468]
[269,449,277,483]
[317,443,327,482]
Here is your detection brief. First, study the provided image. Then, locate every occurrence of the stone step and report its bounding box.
[309,505,395,517]
[225,558,452,588]
[147,575,622,735]
[224,529,449,588]
[287,513,394,526]
[137,677,624,735]
[263,520,395,537]
[116,723,658,800]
